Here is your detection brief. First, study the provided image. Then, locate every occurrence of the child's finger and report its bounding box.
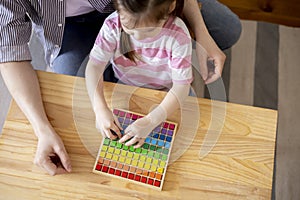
[125,136,140,147]
[110,124,122,138]
[113,115,123,130]
[118,132,133,143]
[104,129,117,140]
[134,139,145,148]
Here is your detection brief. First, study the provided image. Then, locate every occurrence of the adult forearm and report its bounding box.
[0,61,51,137]
[183,0,208,39]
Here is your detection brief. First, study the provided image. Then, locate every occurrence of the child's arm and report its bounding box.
[85,59,122,139]
[119,83,190,147]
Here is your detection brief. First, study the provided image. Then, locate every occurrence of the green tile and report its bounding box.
[163,148,169,154]
[103,138,110,145]
[135,147,142,153]
[129,146,135,152]
[141,149,148,155]
[142,143,149,149]
[148,150,155,157]
[123,145,129,150]
[162,154,168,161]
[154,153,160,159]
[156,148,163,153]
[150,145,156,151]
[116,142,123,149]
[110,140,117,147]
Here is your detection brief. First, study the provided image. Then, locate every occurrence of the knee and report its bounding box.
[220,14,242,50]
[198,0,242,50]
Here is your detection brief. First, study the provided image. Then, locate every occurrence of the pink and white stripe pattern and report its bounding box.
[90,11,193,90]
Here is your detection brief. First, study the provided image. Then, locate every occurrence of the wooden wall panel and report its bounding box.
[219,0,300,27]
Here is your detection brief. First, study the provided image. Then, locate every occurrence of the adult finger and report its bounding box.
[36,155,58,176]
[54,146,72,172]
[205,73,220,84]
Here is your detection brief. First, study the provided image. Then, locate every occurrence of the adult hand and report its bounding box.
[195,36,226,84]
[34,126,72,176]
[95,107,122,140]
[183,0,226,85]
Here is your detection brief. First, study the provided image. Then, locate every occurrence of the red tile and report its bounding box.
[102,166,108,173]
[135,175,141,181]
[163,122,169,128]
[154,180,161,187]
[132,114,138,120]
[169,124,175,130]
[109,168,115,174]
[121,171,128,178]
[128,173,134,180]
[115,170,122,176]
[119,111,125,117]
[141,177,147,183]
[147,178,154,185]
[113,109,119,115]
[95,164,102,171]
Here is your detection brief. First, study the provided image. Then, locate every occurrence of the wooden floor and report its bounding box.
[1,21,300,199]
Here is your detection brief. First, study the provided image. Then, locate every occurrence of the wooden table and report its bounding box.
[0,71,277,199]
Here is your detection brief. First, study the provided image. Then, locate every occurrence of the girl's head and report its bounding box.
[113,0,184,62]
[114,0,183,29]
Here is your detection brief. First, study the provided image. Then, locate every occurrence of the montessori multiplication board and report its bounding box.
[93,108,177,190]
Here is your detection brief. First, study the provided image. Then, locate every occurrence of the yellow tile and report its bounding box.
[119,156,125,163]
[112,155,118,161]
[140,156,146,161]
[114,149,121,155]
[121,150,127,157]
[132,160,138,166]
[133,154,139,160]
[125,158,131,165]
[108,147,114,153]
[153,159,159,165]
[100,151,106,157]
[160,161,166,167]
[106,153,112,159]
[151,165,157,171]
[146,157,152,163]
[157,167,164,174]
[102,146,108,151]
[138,162,144,168]
[127,152,133,158]
[144,163,151,170]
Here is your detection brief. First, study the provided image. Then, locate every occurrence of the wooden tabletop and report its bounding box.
[0,71,277,199]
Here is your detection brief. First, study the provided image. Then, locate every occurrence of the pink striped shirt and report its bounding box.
[90,11,193,90]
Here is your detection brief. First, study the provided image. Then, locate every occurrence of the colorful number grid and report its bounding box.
[93,108,177,190]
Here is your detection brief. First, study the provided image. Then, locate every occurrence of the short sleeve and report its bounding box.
[170,21,193,85]
[89,14,119,64]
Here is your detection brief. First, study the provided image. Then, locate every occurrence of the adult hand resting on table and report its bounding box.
[0,62,72,175]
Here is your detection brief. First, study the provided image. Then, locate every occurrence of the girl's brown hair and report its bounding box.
[114,0,184,62]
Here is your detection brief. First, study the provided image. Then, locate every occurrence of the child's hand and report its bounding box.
[119,116,158,148]
[119,106,167,148]
[95,107,123,140]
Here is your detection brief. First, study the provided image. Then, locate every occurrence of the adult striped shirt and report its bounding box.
[0,0,114,66]
[90,12,193,90]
